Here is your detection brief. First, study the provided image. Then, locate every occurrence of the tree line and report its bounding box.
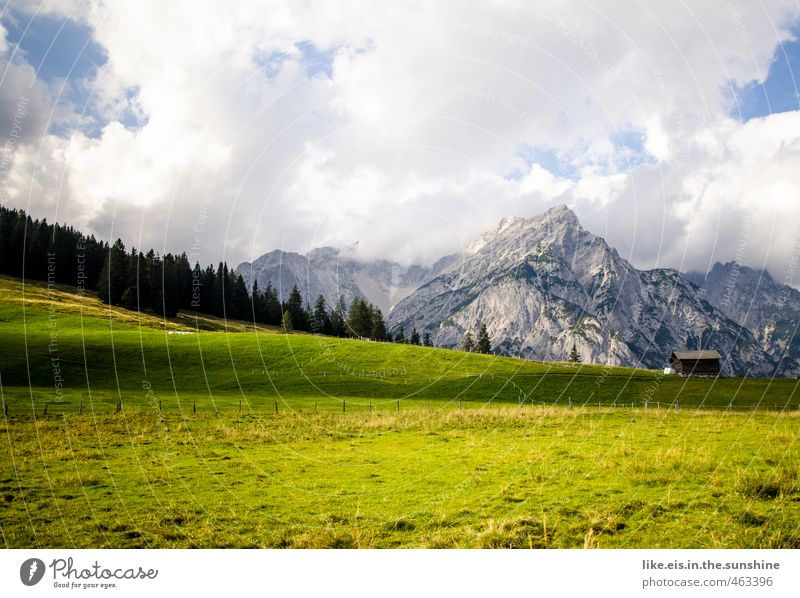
[462,324,492,354]
[1,204,500,348]
[0,204,439,343]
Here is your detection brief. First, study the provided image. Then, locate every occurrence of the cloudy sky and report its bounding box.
[2,1,800,282]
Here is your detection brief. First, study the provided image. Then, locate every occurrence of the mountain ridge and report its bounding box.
[237,205,798,377]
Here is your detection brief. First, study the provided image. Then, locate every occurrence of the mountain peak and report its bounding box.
[466,205,584,256]
[541,203,579,225]
[306,246,340,261]
[708,261,775,285]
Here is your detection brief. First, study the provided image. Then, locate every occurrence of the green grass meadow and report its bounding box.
[1,275,799,548]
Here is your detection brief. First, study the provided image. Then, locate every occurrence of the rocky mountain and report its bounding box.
[237,205,797,376]
[236,246,456,315]
[686,262,800,376]
[386,205,780,376]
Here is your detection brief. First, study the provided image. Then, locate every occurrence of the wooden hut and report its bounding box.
[668,350,721,377]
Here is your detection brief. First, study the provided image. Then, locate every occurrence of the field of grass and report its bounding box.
[2,409,799,548]
[1,275,799,548]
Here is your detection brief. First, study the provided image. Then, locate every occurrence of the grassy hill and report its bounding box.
[0,275,798,415]
[1,275,799,549]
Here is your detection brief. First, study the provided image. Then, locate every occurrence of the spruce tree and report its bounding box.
[285,286,307,331]
[394,326,406,344]
[370,306,387,341]
[476,324,491,354]
[569,341,581,363]
[263,283,282,325]
[312,295,330,334]
[251,280,263,323]
[462,331,475,352]
[96,239,128,305]
[331,295,348,337]
[422,332,432,347]
[409,328,421,345]
[121,247,139,309]
[161,253,179,317]
[230,274,249,320]
[346,298,373,338]
[145,250,163,312]
[212,263,225,316]
[175,252,192,310]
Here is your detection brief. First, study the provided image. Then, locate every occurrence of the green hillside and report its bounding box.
[1,275,799,549]
[0,275,798,415]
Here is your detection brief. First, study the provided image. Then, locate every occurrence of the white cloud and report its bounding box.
[1,0,800,281]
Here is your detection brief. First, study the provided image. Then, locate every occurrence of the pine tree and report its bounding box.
[394,326,406,344]
[422,332,432,347]
[96,239,129,305]
[370,306,387,341]
[251,280,264,323]
[230,274,250,320]
[199,264,215,314]
[212,263,225,316]
[311,295,330,334]
[136,251,152,311]
[175,252,192,310]
[331,295,348,337]
[462,331,475,352]
[263,283,282,325]
[285,286,307,331]
[476,324,491,354]
[145,250,163,312]
[121,247,139,309]
[409,328,421,345]
[161,253,179,317]
[346,297,373,338]
[569,341,581,363]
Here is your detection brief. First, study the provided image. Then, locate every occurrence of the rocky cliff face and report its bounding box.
[238,205,795,376]
[387,205,777,376]
[236,246,455,315]
[686,262,800,376]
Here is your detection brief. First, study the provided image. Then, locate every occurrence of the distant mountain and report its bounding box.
[236,246,456,315]
[238,206,797,376]
[686,262,800,376]
[386,205,778,376]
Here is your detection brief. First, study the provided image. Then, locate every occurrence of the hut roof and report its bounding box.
[671,350,721,360]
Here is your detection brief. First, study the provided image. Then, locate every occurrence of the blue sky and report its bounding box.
[732,36,800,121]
[3,9,105,84]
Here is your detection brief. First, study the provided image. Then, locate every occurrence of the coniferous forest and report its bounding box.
[0,204,396,341]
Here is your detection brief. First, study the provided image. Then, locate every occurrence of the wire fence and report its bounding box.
[3,396,798,418]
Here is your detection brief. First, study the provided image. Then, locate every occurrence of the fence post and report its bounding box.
[459,399,462,412]
[79,401,83,414]
[396,400,400,411]
[4,401,8,416]
[193,401,196,414]
[343,401,346,413]
[275,402,279,414]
